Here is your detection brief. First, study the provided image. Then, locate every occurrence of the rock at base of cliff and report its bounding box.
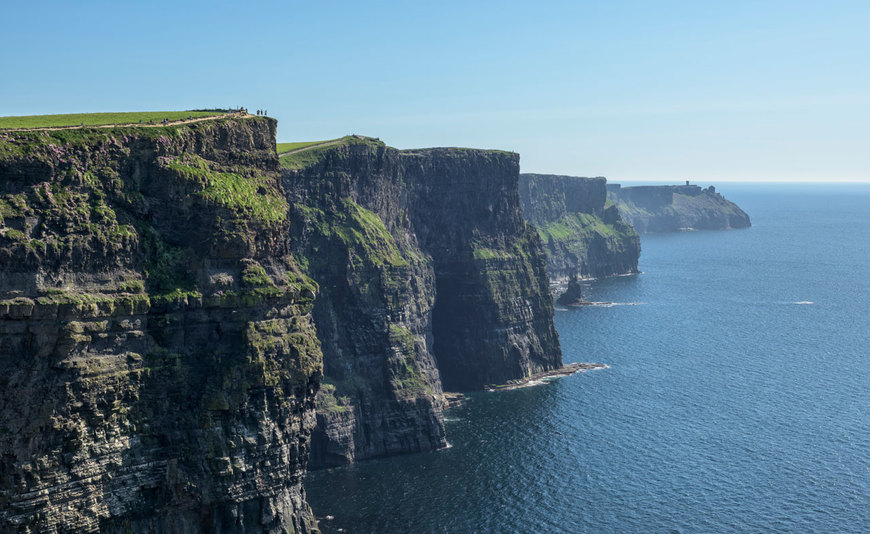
[556,276,589,306]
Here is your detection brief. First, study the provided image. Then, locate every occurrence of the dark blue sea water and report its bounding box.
[305,183,870,533]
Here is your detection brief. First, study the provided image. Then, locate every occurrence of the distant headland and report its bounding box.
[606,182,751,233]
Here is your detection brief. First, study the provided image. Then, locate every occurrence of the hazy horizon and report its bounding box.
[2,1,867,182]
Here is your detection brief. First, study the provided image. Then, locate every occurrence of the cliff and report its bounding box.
[0,119,565,528]
[518,174,640,284]
[282,139,561,467]
[281,138,445,467]
[0,118,321,533]
[403,150,561,390]
[607,183,751,233]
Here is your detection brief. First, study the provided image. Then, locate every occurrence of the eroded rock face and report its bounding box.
[405,150,561,392]
[0,121,568,528]
[0,118,321,533]
[282,140,562,465]
[518,174,640,284]
[282,140,446,468]
[607,183,751,233]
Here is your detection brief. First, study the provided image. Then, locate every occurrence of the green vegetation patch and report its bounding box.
[246,317,323,385]
[472,245,509,261]
[316,382,352,414]
[240,261,274,288]
[24,291,151,317]
[612,199,656,220]
[388,324,416,355]
[536,212,628,243]
[387,324,432,397]
[301,198,406,268]
[149,289,203,307]
[0,111,222,130]
[165,154,288,223]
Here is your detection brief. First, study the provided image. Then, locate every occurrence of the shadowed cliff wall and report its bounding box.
[405,150,561,391]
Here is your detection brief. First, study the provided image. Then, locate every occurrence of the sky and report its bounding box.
[1,0,868,182]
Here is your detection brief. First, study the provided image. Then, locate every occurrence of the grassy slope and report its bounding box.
[0,111,223,129]
[276,140,334,154]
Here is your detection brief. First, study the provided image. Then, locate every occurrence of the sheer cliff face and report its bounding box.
[607,184,751,233]
[404,150,561,391]
[282,139,446,468]
[518,174,640,283]
[282,140,561,465]
[0,119,321,533]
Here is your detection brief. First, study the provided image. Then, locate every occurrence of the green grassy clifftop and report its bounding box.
[0,110,225,129]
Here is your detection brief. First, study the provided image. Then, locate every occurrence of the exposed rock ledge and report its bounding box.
[483,362,607,391]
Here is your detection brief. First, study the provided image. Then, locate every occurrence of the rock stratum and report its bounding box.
[518,174,640,284]
[607,183,751,233]
[0,119,562,531]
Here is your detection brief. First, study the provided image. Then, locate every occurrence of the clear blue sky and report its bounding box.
[2,1,868,182]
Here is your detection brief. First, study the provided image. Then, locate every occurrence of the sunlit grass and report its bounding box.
[0,111,224,129]
[276,140,336,154]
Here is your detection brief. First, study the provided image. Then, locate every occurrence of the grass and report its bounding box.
[472,246,508,261]
[537,212,626,242]
[165,154,288,223]
[316,383,350,413]
[387,324,433,396]
[312,198,407,268]
[276,140,335,154]
[0,111,223,130]
[279,136,384,170]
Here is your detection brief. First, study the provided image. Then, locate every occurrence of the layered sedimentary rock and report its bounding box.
[518,174,640,284]
[607,183,751,233]
[281,138,445,467]
[0,119,566,528]
[282,139,561,466]
[404,150,561,391]
[0,118,321,533]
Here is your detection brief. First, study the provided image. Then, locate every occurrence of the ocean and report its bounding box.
[304,183,870,533]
